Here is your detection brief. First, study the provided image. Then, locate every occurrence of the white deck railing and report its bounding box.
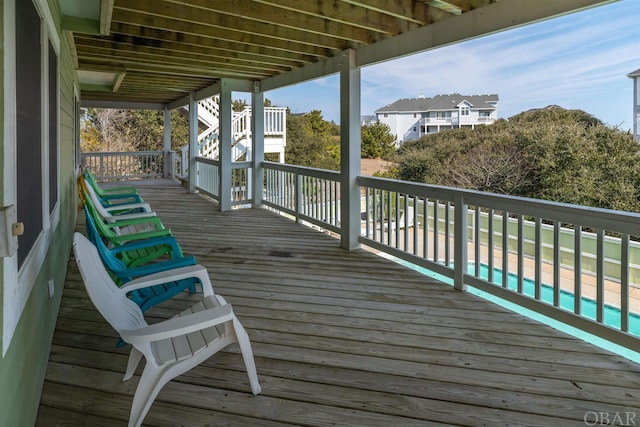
[263,162,341,233]
[81,151,164,181]
[86,157,640,352]
[194,157,252,207]
[263,162,640,352]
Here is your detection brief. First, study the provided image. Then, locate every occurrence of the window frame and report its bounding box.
[3,0,60,356]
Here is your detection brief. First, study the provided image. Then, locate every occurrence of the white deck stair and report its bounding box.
[178,97,286,177]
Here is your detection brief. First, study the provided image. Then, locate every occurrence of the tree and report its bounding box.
[391,106,640,212]
[285,110,340,170]
[361,121,396,158]
[81,108,189,153]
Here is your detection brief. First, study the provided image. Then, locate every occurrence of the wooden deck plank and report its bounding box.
[39,179,640,426]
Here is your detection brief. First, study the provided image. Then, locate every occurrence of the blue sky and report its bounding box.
[261,0,639,131]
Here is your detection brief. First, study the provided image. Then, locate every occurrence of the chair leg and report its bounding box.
[128,364,167,427]
[124,347,144,381]
[232,317,261,395]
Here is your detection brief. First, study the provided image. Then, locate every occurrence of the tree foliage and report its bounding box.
[81,108,190,153]
[285,110,340,170]
[392,106,640,212]
[361,121,396,158]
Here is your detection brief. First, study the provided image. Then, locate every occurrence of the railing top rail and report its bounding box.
[81,151,164,155]
[359,175,640,235]
[263,161,340,181]
[195,156,221,167]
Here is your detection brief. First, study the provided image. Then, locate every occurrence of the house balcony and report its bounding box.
[39,156,640,425]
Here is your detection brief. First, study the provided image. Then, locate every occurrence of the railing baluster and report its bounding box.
[433,200,439,264]
[502,211,508,288]
[621,233,630,332]
[474,206,480,277]
[445,201,451,266]
[596,229,605,323]
[517,214,524,293]
[553,221,560,307]
[574,225,582,315]
[423,198,428,260]
[488,208,494,283]
[535,218,542,300]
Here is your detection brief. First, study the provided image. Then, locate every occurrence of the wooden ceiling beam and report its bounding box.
[73,36,301,71]
[111,3,345,53]
[78,57,268,80]
[340,0,431,25]
[74,42,291,74]
[163,0,376,44]
[253,0,410,35]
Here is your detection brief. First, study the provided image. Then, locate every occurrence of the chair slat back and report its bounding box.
[73,232,147,333]
[84,178,113,218]
[83,205,129,274]
[83,191,122,239]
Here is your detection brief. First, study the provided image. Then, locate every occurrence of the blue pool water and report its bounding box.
[470,263,640,335]
[389,256,640,363]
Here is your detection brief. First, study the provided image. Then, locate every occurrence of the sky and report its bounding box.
[260,0,640,131]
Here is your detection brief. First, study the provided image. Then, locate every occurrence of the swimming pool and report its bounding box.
[388,256,640,363]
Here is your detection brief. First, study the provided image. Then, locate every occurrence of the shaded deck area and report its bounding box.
[38,180,640,426]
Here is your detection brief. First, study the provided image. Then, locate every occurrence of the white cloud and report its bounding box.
[268,0,639,128]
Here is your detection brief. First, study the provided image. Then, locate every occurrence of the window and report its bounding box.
[49,41,58,213]
[16,0,43,267]
[383,113,388,118]
[413,113,417,118]
[460,106,470,116]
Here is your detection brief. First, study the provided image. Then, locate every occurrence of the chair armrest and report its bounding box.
[110,228,173,244]
[120,264,214,296]
[110,235,184,258]
[105,215,164,230]
[101,186,137,195]
[120,303,233,345]
[100,193,144,204]
[105,211,157,222]
[116,255,197,281]
[105,202,153,214]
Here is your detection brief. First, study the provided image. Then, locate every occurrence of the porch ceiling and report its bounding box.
[61,0,615,107]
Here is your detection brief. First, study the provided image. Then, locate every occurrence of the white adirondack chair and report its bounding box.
[72,232,261,427]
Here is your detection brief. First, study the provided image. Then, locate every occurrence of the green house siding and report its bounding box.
[0,0,78,425]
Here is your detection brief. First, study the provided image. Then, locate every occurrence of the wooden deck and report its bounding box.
[38,179,640,426]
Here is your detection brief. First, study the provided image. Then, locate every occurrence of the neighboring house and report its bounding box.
[360,115,377,126]
[375,93,499,144]
[629,68,640,141]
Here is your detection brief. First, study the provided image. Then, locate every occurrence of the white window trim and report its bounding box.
[2,0,60,356]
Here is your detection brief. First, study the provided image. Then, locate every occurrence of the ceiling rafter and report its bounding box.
[64,0,606,106]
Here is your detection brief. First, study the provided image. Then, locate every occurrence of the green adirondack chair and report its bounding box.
[83,196,179,268]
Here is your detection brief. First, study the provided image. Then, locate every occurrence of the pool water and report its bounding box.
[470,263,640,335]
[389,256,640,363]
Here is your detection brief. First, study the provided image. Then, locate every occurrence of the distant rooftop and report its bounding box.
[376,93,499,113]
[628,68,640,78]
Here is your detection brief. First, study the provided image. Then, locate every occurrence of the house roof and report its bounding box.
[628,68,640,78]
[57,0,612,109]
[375,93,499,113]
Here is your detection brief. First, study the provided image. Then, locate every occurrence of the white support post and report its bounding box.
[163,107,171,178]
[218,79,232,211]
[339,49,361,251]
[188,92,198,193]
[252,82,265,208]
[453,193,468,291]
